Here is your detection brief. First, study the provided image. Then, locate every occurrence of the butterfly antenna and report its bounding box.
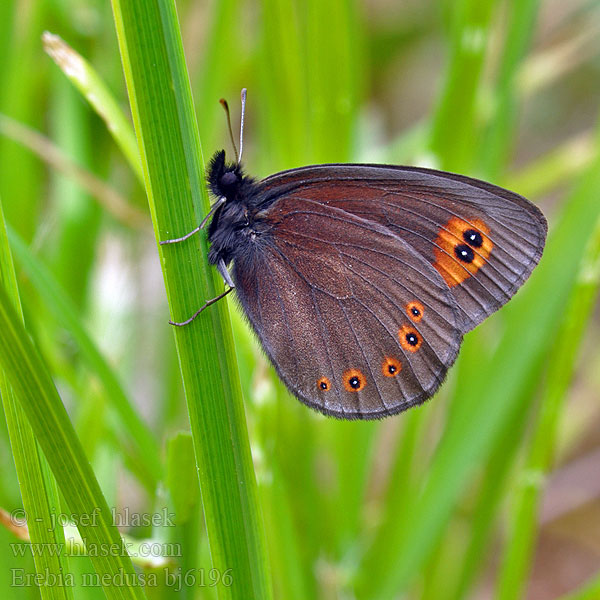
[219,98,239,163]
[238,88,247,164]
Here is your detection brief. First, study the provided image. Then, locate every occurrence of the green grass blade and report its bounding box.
[110,1,272,598]
[358,409,428,584]
[478,0,540,178]
[446,408,528,600]
[43,31,143,183]
[0,196,73,600]
[429,0,496,171]
[258,0,310,169]
[305,0,363,163]
[165,432,202,595]
[495,206,600,600]
[0,284,145,600]
[359,108,600,598]
[45,69,102,311]
[8,227,162,492]
[261,465,311,600]
[505,131,597,199]
[559,572,600,600]
[0,0,44,240]
[193,0,242,152]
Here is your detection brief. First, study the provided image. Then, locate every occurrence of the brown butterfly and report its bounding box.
[162,91,547,420]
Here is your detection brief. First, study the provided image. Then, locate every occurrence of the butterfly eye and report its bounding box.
[317,376,331,391]
[399,324,422,352]
[343,369,366,392]
[221,171,238,187]
[382,357,402,377]
[406,301,424,322]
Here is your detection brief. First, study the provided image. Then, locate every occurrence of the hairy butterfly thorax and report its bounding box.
[160,90,547,420]
[206,148,275,278]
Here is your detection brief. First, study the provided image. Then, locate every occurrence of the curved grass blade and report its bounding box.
[43,31,143,183]
[0,284,145,600]
[0,197,73,600]
[8,226,162,492]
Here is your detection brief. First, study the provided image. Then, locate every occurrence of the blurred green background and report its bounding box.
[1,0,599,599]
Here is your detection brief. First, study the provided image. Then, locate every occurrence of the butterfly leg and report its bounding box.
[159,197,227,245]
[169,259,235,326]
[169,287,233,326]
[217,258,235,288]
[159,225,201,245]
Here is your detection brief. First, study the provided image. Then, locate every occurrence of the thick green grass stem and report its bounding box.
[110,1,272,598]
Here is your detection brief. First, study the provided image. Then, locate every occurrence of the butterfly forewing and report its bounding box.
[233,197,463,419]
[259,165,547,332]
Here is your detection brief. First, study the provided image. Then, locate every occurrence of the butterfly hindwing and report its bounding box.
[233,197,463,419]
[258,165,547,332]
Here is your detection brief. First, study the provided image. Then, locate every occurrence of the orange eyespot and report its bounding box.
[343,368,366,392]
[399,324,422,352]
[317,376,331,391]
[432,217,493,287]
[406,301,424,322]
[382,357,402,377]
